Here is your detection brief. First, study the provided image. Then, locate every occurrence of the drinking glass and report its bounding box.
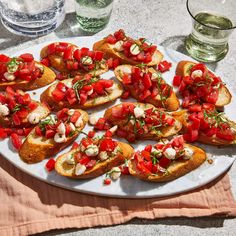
[185,0,236,62]
[0,0,65,37]
[74,0,113,33]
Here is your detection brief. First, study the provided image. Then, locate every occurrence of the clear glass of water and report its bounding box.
[75,0,113,33]
[0,0,65,37]
[185,0,236,62]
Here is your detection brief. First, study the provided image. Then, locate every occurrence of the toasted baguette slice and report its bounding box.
[0,62,56,91]
[114,65,180,111]
[55,142,134,179]
[0,101,50,128]
[93,38,163,66]
[19,109,88,163]
[104,102,182,141]
[129,143,206,182]
[40,79,123,111]
[173,110,236,146]
[176,61,231,107]
[40,42,108,76]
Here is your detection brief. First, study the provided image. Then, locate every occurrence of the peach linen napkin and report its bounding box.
[1,156,236,236]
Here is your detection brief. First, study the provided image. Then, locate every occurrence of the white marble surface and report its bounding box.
[1,0,236,235]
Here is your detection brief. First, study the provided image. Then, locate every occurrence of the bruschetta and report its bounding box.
[19,108,88,163]
[114,64,179,111]
[40,74,123,111]
[128,135,206,182]
[0,53,56,91]
[93,29,163,66]
[173,105,236,145]
[103,102,182,142]
[55,134,134,179]
[40,42,108,76]
[174,61,231,107]
[0,87,50,128]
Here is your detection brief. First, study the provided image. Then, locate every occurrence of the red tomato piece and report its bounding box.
[35,126,43,136]
[216,129,234,141]
[142,73,152,89]
[47,43,56,54]
[63,45,74,60]
[0,128,8,139]
[159,157,171,168]
[158,61,172,73]
[144,144,152,152]
[70,111,81,123]
[45,129,56,139]
[10,133,22,150]
[121,90,130,99]
[122,74,132,85]
[88,130,96,138]
[105,34,117,44]
[104,178,111,185]
[99,138,117,152]
[79,156,91,165]
[80,47,89,57]
[140,90,151,100]
[173,75,182,87]
[141,150,151,161]
[52,88,65,101]
[188,104,202,113]
[19,53,34,62]
[119,165,130,175]
[45,158,56,172]
[40,57,50,67]
[94,51,104,61]
[86,159,97,169]
[71,141,79,150]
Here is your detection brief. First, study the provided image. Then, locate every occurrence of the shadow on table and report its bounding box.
[0,12,95,51]
[160,35,218,72]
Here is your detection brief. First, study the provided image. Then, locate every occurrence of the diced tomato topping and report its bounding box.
[104,178,111,185]
[216,129,234,141]
[86,159,97,169]
[159,157,171,168]
[35,126,43,136]
[40,57,50,67]
[95,118,110,130]
[19,53,34,62]
[0,128,8,139]
[10,133,22,150]
[121,90,130,99]
[106,34,117,44]
[144,144,152,152]
[158,61,172,73]
[71,141,79,150]
[70,111,81,123]
[99,138,117,152]
[45,158,56,172]
[45,129,56,139]
[94,51,104,61]
[119,165,130,175]
[79,156,91,165]
[88,130,96,138]
[122,74,132,85]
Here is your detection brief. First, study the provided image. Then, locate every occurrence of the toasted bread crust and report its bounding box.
[176,61,232,107]
[19,110,88,163]
[0,101,50,128]
[40,42,108,76]
[93,39,163,66]
[128,143,206,182]
[114,65,180,111]
[40,79,123,111]
[104,102,182,141]
[55,142,134,179]
[0,62,56,91]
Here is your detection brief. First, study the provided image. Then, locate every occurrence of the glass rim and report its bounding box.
[186,0,236,30]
